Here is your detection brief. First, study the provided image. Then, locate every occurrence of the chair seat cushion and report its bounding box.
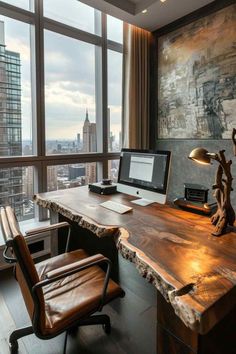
[35,250,123,335]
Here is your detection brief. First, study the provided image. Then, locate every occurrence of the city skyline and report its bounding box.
[19,107,122,155]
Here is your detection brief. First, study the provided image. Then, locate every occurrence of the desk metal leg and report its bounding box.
[50,210,59,257]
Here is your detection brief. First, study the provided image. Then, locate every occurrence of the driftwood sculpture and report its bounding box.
[210,129,236,236]
[232,128,236,157]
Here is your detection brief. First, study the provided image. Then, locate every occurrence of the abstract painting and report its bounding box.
[158,4,236,139]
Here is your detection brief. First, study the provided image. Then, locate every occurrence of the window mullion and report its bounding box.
[107,39,123,53]
[36,161,48,220]
[101,14,108,153]
[43,17,102,46]
[34,0,45,157]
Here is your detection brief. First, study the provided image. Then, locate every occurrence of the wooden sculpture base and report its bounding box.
[211,204,235,236]
[210,150,235,236]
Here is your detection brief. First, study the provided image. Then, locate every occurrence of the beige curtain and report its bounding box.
[123,24,152,149]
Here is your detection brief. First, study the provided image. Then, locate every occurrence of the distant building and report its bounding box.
[22,167,34,218]
[107,107,117,151]
[119,131,122,150]
[77,133,81,149]
[23,145,32,156]
[107,107,112,151]
[87,163,96,184]
[0,21,24,219]
[47,166,58,192]
[57,143,62,152]
[69,165,86,180]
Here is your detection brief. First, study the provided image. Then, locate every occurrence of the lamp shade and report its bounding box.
[188,147,211,165]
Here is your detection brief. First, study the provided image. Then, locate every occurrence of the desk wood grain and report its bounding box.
[34,186,236,336]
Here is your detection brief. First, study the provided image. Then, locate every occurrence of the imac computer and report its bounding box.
[117,149,171,204]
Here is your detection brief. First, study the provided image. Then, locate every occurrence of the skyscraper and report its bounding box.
[47,165,58,192]
[77,133,81,150]
[82,109,97,183]
[0,21,24,219]
[82,109,97,152]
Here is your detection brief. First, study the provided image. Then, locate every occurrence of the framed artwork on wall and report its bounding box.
[158,3,236,139]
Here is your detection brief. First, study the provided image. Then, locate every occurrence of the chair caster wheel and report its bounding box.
[9,341,18,354]
[103,322,111,334]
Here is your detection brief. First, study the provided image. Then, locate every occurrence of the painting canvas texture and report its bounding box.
[158,4,236,139]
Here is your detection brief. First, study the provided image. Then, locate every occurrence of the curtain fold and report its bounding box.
[123,24,152,149]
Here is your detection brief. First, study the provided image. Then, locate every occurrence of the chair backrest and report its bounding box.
[0,206,45,332]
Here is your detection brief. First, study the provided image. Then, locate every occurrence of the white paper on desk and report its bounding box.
[131,198,154,206]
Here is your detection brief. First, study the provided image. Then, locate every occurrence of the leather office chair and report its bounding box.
[1,206,124,354]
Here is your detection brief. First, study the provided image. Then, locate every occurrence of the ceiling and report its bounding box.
[81,0,215,31]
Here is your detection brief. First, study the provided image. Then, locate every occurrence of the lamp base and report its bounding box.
[211,204,235,236]
[174,198,217,215]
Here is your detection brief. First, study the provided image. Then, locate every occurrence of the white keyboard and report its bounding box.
[100,200,133,214]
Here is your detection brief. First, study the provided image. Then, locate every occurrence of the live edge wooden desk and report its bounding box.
[34,186,236,354]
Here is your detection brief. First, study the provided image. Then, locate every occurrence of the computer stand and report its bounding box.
[130,198,154,206]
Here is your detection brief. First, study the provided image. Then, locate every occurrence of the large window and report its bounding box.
[0,0,124,221]
[44,30,100,155]
[0,16,34,157]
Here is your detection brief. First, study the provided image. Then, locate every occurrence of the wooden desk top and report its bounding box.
[34,186,236,335]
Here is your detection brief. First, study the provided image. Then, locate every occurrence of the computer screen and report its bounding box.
[117,149,171,204]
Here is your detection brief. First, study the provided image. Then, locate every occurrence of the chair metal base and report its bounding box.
[63,315,112,354]
[9,326,34,354]
[78,314,111,333]
[9,315,111,354]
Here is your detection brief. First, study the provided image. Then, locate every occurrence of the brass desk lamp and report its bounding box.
[188,129,236,236]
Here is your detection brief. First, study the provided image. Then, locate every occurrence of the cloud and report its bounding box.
[45,81,95,107]
[7,37,30,61]
[44,30,97,96]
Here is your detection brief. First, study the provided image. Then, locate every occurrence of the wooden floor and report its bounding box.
[0,255,157,354]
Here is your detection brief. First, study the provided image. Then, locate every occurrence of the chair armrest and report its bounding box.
[25,221,71,252]
[45,253,106,279]
[32,253,111,310]
[3,245,17,264]
[25,221,71,237]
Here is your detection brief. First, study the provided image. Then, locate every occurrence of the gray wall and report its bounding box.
[156,139,236,209]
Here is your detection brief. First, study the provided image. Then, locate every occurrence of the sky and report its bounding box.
[0,0,123,141]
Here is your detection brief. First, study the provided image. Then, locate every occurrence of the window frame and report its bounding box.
[0,0,123,220]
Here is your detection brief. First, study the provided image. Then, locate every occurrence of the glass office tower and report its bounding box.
[0,21,24,219]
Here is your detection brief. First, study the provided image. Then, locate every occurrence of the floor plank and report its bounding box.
[0,291,29,354]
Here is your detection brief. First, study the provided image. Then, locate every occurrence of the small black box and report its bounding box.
[184,183,208,203]
[88,182,117,195]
